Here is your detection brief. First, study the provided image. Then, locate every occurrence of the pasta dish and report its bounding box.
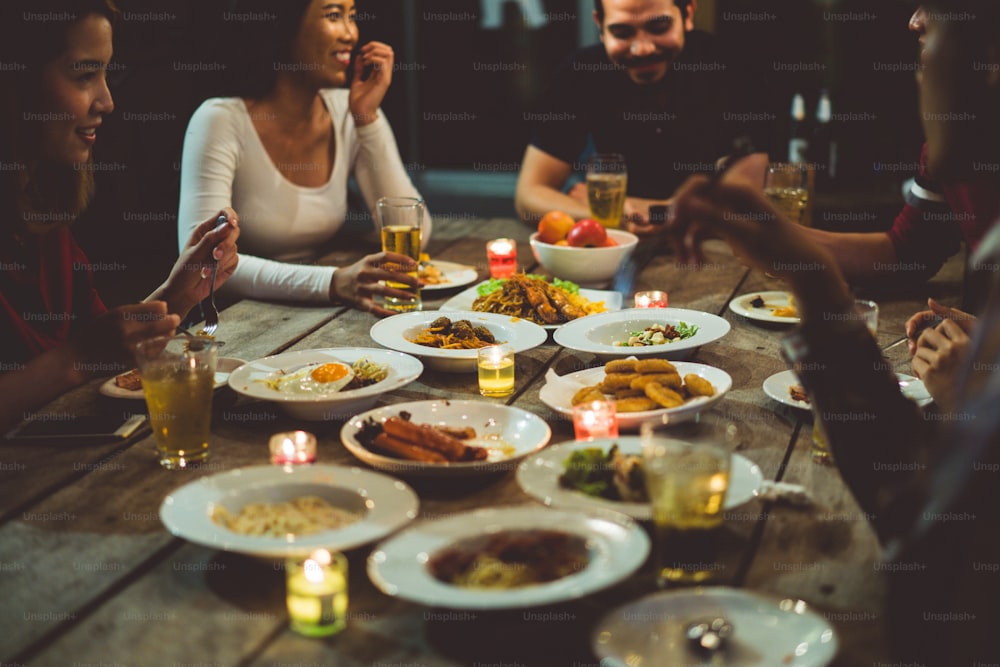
[407,317,499,349]
[212,496,360,538]
[472,274,605,325]
[429,530,588,589]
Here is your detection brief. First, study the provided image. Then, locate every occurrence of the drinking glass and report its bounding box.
[586,153,627,230]
[641,416,734,586]
[135,335,218,469]
[376,196,424,312]
[764,163,811,226]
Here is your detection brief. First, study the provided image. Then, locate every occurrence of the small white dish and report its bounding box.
[553,308,730,359]
[539,361,732,429]
[439,281,624,330]
[593,587,838,667]
[728,290,801,324]
[228,348,423,420]
[517,436,764,520]
[763,369,933,411]
[159,464,419,560]
[367,506,649,609]
[368,310,547,373]
[341,399,551,477]
[99,357,247,400]
[419,260,479,291]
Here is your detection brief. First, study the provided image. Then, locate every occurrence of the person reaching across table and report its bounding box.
[178,0,429,316]
[665,1,1000,662]
[0,0,240,433]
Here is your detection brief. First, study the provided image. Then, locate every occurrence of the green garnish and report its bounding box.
[558,446,616,499]
[476,275,581,296]
[675,321,700,339]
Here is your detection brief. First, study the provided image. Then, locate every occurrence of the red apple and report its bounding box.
[566,219,607,247]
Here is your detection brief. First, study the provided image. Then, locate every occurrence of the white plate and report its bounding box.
[539,361,733,429]
[517,437,763,520]
[763,369,934,411]
[553,308,731,359]
[367,506,648,609]
[99,357,247,400]
[159,464,419,560]
[227,348,423,420]
[439,280,624,330]
[593,587,838,667]
[368,310,547,373]
[419,260,479,292]
[729,290,801,324]
[341,399,552,477]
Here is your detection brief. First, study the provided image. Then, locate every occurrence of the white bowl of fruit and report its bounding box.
[529,211,638,287]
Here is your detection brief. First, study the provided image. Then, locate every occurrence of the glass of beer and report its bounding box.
[641,416,734,586]
[764,163,811,226]
[586,153,627,229]
[135,335,218,469]
[375,196,424,312]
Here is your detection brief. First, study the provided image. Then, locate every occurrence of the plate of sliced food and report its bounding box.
[340,399,551,477]
[728,291,800,324]
[439,274,623,329]
[100,357,247,400]
[418,257,479,292]
[367,506,648,609]
[553,308,730,359]
[368,310,547,372]
[517,437,763,520]
[539,358,732,429]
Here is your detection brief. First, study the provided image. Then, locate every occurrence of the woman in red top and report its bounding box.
[0,0,240,431]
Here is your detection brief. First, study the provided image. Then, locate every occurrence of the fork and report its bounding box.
[199,214,227,337]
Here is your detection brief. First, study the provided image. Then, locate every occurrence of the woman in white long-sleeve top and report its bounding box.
[177,0,430,316]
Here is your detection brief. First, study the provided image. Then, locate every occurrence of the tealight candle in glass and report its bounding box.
[573,400,619,441]
[269,431,317,465]
[634,290,669,308]
[478,344,515,397]
[486,238,517,278]
[286,549,348,637]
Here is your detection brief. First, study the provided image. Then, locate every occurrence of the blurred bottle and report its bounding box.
[811,90,838,189]
[787,93,810,164]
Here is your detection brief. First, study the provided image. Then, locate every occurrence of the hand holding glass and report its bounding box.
[764,163,810,226]
[376,197,424,312]
[586,153,627,230]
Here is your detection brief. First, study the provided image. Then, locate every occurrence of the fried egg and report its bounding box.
[270,362,355,396]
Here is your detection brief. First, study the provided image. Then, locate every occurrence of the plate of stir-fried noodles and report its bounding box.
[440,274,623,329]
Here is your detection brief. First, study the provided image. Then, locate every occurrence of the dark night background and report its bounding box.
[74,0,924,306]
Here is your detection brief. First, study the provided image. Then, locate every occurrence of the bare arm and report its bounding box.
[515,146,590,224]
[803,228,899,284]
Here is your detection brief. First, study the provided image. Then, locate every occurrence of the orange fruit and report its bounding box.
[537,210,575,244]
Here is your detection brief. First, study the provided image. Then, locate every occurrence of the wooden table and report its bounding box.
[0,216,964,667]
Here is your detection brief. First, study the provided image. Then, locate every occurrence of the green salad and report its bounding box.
[558,445,647,502]
[614,321,699,347]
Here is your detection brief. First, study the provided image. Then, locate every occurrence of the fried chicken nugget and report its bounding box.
[635,359,677,374]
[630,372,682,391]
[604,359,638,374]
[612,388,646,399]
[599,373,640,392]
[644,381,685,408]
[683,374,715,398]
[615,397,660,412]
[571,385,606,406]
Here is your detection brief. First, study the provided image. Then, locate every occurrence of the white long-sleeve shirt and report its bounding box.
[177,89,430,303]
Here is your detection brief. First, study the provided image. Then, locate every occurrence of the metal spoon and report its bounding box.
[686,616,733,653]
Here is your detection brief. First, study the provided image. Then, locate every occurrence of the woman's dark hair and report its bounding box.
[216,0,313,99]
[593,0,692,26]
[0,0,119,232]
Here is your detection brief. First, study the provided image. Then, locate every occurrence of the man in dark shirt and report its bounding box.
[514,0,761,231]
